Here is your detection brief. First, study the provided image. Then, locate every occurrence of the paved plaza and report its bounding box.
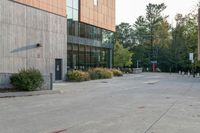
[0,73,200,133]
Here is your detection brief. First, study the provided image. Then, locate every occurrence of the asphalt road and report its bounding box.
[0,73,200,133]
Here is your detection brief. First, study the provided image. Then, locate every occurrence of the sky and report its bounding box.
[116,0,199,25]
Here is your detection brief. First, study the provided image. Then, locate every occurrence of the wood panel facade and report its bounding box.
[14,0,66,16]
[80,0,115,32]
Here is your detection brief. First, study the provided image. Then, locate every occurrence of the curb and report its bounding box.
[0,90,61,98]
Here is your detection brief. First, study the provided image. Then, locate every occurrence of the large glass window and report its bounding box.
[67,0,79,20]
[72,45,78,69]
[73,0,79,10]
[94,0,98,6]
[67,44,110,70]
[67,7,73,20]
[73,9,79,21]
[67,0,73,7]
[67,44,73,69]
[67,1,113,69]
[79,45,85,69]
[85,46,91,68]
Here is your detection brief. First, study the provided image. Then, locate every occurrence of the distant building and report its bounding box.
[0,0,116,82]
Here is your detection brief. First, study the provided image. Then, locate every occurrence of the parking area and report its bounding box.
[0,73,200,133]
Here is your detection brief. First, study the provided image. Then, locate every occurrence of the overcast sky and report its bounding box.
[116,0,199,25]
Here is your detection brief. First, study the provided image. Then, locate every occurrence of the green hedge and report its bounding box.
[88,68,113,80]
[66,70,90,82]
[10,68,44,91]
[111,69,123,77]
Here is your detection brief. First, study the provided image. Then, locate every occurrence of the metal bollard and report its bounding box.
[50,73,53,90]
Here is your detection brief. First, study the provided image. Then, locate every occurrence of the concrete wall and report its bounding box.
[0,73,13,89]
[0,0,67,81]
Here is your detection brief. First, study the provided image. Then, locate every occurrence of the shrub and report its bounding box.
[88,68,113,80]
[121,68,133,73]
[111,69,123,77]
[66,70,90,82]
[10,68,44,91]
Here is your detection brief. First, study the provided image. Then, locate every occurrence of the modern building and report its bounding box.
[67,0,115,70]
[0,0,115,82]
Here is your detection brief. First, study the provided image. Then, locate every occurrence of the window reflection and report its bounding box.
[66,0,113,70]
[67,44,110,70]
[67,0,73,8]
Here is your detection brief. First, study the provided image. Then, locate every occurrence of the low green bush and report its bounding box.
[121,68,133,73]
[111,69,123,77]
[10,68,44,91]
[66,70,90,82]
[88,68,113,80]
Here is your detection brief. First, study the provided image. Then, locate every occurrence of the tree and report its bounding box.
[114,2,200,72]
[115,23,134,49]
[171,12,200,72]
[114,41,133,67]
[133,3,170,70]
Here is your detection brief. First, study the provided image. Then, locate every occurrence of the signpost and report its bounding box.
[151,61,157,72]
[189,53,194,63]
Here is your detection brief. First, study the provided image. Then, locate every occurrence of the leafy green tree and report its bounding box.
[114,2,200,72]
[115,23,134,49]
[133,3,170,70]
[171,12,199,72]
[114,41,133,67]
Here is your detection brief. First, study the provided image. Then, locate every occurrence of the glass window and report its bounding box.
[94,0,98,6]
[67,44,73,69]
[93,27,97,40]
[91,47,96,67]
[73,9,79,21]
[73,0,79,10]
[74,21,79,36]
[67,20,73,35]
[67,0,73,8]
[85,46,91,67]
[80,23,85,38]
[79,45,85,69]
[67,7,73,19]
[72,45,78,69]
[85,25,90,38]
